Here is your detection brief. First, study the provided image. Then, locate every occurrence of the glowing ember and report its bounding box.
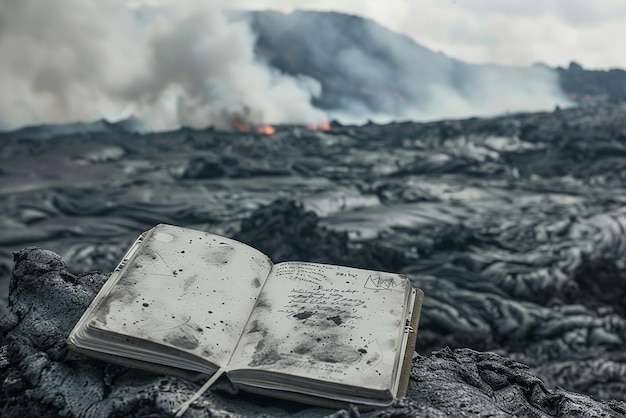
[309,122,331,132]
[232,114,250,133]
[257,124,276,135]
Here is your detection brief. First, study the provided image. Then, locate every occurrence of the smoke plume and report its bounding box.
[246,10,572,124]
[0,2,571,132]
[0,0,326,131]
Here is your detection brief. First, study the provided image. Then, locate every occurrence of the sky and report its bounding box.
[226,0,626,70]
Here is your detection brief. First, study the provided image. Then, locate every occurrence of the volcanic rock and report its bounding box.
[178,157,226,179]
[1,248,625,417]
[234,198,411,272]
[4,104,626,413]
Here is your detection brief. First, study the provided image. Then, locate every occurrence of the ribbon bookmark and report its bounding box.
[174,368,225,417]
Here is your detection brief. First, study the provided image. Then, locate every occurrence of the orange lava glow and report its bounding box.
[309,122,331,132]
[232,114,250,133]
[257,124,276,135]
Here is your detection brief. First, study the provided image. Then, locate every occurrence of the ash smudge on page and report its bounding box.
[165,323,200,350]
[203,244,235,266]
[255,294,272,309]
[90,273,141,326]
[292,333,360,364]
[246,319,282,367]
[249,339,284,367]
[182,274,198,292]
[244,318,379,374]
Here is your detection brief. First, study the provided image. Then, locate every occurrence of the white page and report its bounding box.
[87,224,273,367]
[228,262,411,391]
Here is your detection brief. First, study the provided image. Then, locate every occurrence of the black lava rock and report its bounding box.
[1,248,625,417]
[179,157,226,179]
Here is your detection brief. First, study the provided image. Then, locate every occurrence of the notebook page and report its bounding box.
[87,224,273,367]
[228,262,412,391]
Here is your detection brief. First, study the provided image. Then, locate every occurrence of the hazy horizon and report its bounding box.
[0,1,616,131]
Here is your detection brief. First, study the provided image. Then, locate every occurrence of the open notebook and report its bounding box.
[67,224,424,409]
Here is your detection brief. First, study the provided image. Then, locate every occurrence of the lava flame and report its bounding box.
[232,114,250,133]
[257,124,276,135]
[231,112,275,135]
[309,122,331,131]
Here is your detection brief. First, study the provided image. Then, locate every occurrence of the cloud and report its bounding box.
[227,0,626,69]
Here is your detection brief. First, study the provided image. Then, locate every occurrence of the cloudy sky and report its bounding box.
[227,0,626,69]
[1,0,622,130]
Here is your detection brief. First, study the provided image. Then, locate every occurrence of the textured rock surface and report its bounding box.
[4,105,626,402]
[1,248,625,417]
[239,199,626,401]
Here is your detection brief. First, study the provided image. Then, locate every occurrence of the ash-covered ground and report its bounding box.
[1,103,626,403]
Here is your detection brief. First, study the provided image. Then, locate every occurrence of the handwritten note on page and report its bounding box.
[229,262,412,390]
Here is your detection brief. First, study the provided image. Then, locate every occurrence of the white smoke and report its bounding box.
[0,0,326,131]
[244,10,572,125]
[0,1,573,132]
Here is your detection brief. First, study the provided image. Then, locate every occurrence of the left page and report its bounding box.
[72,224,273,370]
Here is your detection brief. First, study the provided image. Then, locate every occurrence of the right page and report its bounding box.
[227,261,414,396]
